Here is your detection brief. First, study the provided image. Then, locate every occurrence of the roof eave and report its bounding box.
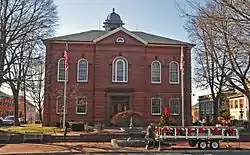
[147,42,195,47]
[44,40,94,44]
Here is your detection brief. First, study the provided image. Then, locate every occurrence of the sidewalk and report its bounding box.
[0,142,249,154]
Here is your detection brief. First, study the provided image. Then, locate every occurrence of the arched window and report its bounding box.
[169,61,179,84]
[112,56,128,82]
[151,60,161,83]
[77,58,88,82]
[57,58,67,81]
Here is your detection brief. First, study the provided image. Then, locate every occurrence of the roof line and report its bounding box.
[93,27,148,44]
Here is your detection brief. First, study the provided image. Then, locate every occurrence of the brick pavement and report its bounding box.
[0,142,249,154]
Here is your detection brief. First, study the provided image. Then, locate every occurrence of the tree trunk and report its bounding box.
[13,90,20,126]
[39,108,42,123]
[23,84,27,124]
[213,99,219,122]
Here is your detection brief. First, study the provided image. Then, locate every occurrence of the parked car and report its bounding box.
[2,116,15,126]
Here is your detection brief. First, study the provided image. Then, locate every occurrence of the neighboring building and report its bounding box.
[0,91,36,123]
[228,93,249,121]
[192,103,199,122]
[0,91,24,118]
[43,9,194,126]
[198,95,214,121]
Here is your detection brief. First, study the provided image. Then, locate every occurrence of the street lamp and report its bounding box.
[240,108,244,120]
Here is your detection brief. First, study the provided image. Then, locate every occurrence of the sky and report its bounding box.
[1,0,209,104]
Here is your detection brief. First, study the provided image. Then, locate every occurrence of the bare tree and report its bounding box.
[179,0,230,121]
[180,0,250,124]
[26,56,44,122]
[0,0,58,125]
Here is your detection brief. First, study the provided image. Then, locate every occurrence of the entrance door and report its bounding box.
[110,96,129,116]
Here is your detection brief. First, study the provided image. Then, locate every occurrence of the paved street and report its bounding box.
[0,142,250,155]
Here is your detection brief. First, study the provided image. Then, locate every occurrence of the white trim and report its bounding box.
[169,61,180,84]
[112,56,128,83]
[93,27,147,44]
[151,97,162,115]
[49,41,193,47]
[151,60,162,84]
[57,58,67,82]
[49,41,94,44]
[76,97,87,115]
[116,37,125,43]
[77,58,88,82]
[147,43,194,47]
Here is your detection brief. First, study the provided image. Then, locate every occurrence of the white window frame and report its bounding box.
[57,58,68,82]
[76,97,87,115]
[112,56,128,83]
[116,37,125,43]
[77,58,88,82]
[169,98,180,115]
[169,61,179,84]
[151,60,161,84]
[151,97,162,115]
[56,96,65,114]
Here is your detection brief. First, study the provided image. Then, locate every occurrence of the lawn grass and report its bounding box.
[0,124,63,134]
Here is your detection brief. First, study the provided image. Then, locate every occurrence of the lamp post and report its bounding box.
[240,108,244,120]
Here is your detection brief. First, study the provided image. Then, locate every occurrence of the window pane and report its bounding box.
[78,60,88,81]
[170,62,179,83]
[117,61,124,81]
[151,61,161,82]
[58,59,66,81]
[152,98,161,114]
[57,97,64,113]
[76,97,87,114]
[112,57,128,82]
[170,99,180,114]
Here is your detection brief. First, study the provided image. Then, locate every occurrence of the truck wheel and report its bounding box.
[198,141,207,150]
[188,140,197,147]
[211,141,220,149]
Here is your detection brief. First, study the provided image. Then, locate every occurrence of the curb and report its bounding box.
[1,149,250,155]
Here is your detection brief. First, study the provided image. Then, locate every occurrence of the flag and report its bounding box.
[64,43,68,69]
[180,47,184,73]
[164,107,169,117]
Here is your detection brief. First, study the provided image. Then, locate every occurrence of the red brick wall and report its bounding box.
[43,31,192,126]
[0,96,26,118]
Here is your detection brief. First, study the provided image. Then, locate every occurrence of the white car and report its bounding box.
[2,116,15,126]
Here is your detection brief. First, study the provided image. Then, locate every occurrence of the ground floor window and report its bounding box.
[169,98,180,115]
[76,96,87,114]
[56,97,64,114]
[151,97,162,115]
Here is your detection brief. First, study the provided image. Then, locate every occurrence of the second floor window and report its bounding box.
[169,61,179,84]
[112,56,128,83]
[57,58,67,81]
[151,60,161,83]
[77,58,88,82]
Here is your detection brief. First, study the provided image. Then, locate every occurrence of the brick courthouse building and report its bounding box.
[43,9,194,126]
